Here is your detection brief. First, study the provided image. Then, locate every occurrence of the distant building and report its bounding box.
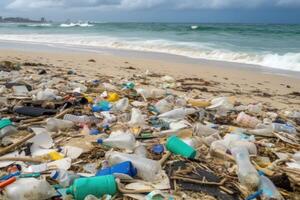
[0,16,48,23]
[41,17,46,22]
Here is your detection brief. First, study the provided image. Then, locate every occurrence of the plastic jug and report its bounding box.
[97,131,136,150]
[106,151,161,181]
[259,175,283,200]
[66,175,117,200]
[0,119,18,139]
[231,146,260,190]
[96,161,137,177]
[158,108,196,120]
[166,135,197,159]
[46,118,74,132]
[4,178,56,200]
[50,169,80,188]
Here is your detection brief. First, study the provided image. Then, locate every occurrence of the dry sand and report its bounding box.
[0,49,299,110]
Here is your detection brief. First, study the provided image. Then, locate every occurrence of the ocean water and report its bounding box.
[0,22,300,71]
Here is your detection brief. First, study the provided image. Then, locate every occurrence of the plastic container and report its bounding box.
[12,85,28,96]
[188,99,211,108]
[96,161,137,177]
[97,131,136,150]
[152,144,165,154]
[106,151,161,181]
[231,146,260,190]
[259,175,283,200]
[158,108,196,120]
[46,118,74,132]
[50,169,80,188]
[272,123,297,134]
[0,119,18,139]
[166,135,197,159]
[134,145,148,158]
[154,96,174,114]
[236,112,261,128]
[66,175,117,200]
[4,178,56,200]
[193,123,219,137]
[36,88,58,101]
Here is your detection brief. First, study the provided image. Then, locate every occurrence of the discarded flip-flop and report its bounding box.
[14,106,57,117]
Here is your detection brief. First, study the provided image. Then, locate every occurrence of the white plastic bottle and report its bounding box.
[50,169,80,188]
[128,108,145,127]
[259,175,283,200]
[231,146,260,190]
[105,151,161,181]
[4,178,56,200]
[97,131,136,150]
[46,118,74,132]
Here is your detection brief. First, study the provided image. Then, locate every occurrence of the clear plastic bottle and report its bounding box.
[63,114,98,124]
[46,118,74,132]
[97,131,136,150]
[236,112,261,128]
[154,95,174,114]
[128,108,145,127]
[272,123,297,134]
[4,178,56,200]
[193,123,219,137]
[231,146,260,190]
[105,151,161,182]
[259,175,283,200]
[113,98,129,112]
[50,169,80,188]
[158,107,196,120]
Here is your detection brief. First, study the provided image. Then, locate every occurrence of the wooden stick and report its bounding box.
[159,151,171,166]
[0,133,35,156]
[54,108,73,119]
[0,157,43,163]
[116,179,153,194]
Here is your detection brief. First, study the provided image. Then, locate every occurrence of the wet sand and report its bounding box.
[0,47,299,110]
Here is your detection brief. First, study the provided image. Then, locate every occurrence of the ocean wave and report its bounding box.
[59,23,94,27]
[0,34,299,71]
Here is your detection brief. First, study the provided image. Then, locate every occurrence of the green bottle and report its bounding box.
[66,175,117,200]
[166,135,196,159]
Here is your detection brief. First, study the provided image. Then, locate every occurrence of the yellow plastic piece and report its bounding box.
[48,151,64,161]
[107,92,119,102]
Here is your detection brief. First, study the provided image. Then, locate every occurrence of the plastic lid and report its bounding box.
[0,119,12,129]
[50,170,59,180]
[152,144,164,154]
[97,138,103,144]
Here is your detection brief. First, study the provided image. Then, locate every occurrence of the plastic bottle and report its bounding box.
[207,97,234,115]
[193,123,219,137]
[96,161,137,178]
[158,107,196,120]
[272,123,297,134]
[50,169,80,188]
[66,175,117,200]
[154,96,174,114]
[46,118,74,132]
[4,178,56,200]
[97,131,136,150]
[231,146,260,190]
[134,144,148,158]
[187,99,211,108]
[63,114,98,124]
[259,175,283,200]
[247,124,273,137]
[136,88,166,99]
[36,88,58,101]
[128,108,145,127]
[236,112,261,128]
[0,119,18,139]
[12,85,28,96]
[247,103,263,114]
[166,135,197,159]
[105,151,161,181]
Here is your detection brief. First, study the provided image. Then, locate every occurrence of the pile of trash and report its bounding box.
[0,60,299,200]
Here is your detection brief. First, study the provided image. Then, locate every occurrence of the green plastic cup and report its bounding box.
[166,135,196,159]
[66,175,117,200]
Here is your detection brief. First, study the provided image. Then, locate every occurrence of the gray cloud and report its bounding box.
[5,0,300,10]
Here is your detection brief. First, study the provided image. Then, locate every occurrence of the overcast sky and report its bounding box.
[1,0,300,23]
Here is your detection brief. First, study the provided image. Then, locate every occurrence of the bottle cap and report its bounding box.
[0,119,12,129]
[97,138,103,144]
[152,144,164,154]
[50,170,59,180]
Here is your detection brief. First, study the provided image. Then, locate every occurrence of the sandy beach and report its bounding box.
[0,46,299,110]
